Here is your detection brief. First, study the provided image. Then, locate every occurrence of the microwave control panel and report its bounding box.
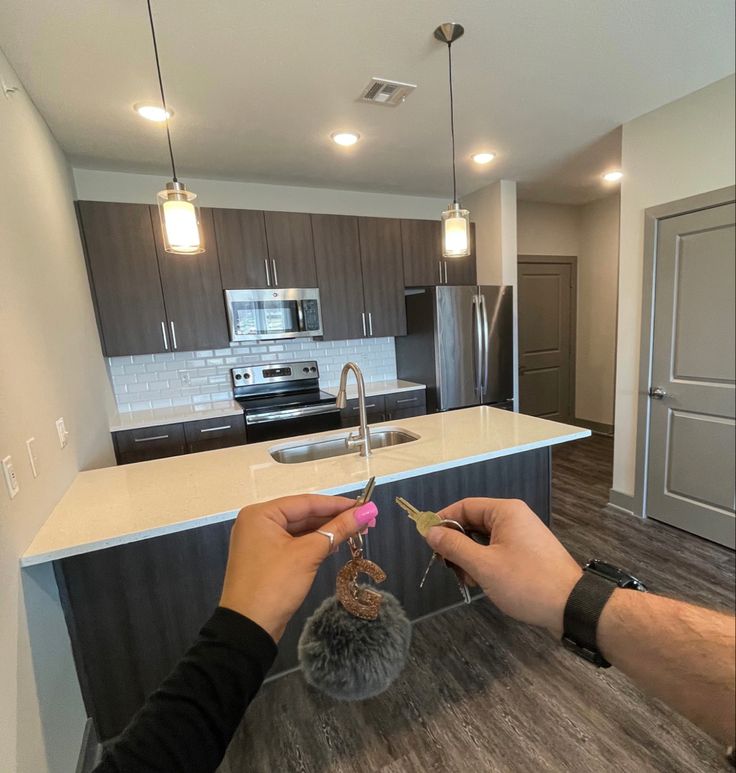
[303,299,321,331]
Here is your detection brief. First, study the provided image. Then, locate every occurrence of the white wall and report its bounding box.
[577,194,620,425]
[73,168,447,219]
[464,180,519,408]
[613,75,736,499]
[0,49,116,772]
[517,201,580,256]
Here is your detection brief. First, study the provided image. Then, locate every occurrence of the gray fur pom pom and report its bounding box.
[298,587,411,701]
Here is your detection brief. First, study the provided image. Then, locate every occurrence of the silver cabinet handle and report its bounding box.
[368,312,373,336]
[264,258,271,286]
[396,397,418,405]
[361,312,367,336]
[160,321,169,350]
[170,320,178,350]
[199,424,232,433]
[438,261,443,284]
[443,261,449,284]
[648,387,667,400]
[134,434,169,443]
[271,259,279,286]
[352,403,377,411]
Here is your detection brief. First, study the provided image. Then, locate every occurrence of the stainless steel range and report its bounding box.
[232,360,340,443]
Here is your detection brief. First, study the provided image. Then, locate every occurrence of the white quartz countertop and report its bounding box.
[22,407,589,567]
[110,401,243,432]
[322,379,425,400]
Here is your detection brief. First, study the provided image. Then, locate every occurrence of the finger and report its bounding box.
[425,525,489,576]
[298,501,378,559]
[436,497,509,535]
[260,494,357,530]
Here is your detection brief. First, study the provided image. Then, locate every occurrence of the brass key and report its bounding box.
[395,496,444,536]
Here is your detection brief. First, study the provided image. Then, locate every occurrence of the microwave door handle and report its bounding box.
[296,301,306,331]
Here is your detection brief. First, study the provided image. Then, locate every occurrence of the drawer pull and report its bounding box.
[133,434,169,443]
[199,424,232,433]
[396,397,419,405]
[353,403,377,410]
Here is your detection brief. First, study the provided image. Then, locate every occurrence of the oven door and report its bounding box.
[225,288,323,342]
[245,403,341,443]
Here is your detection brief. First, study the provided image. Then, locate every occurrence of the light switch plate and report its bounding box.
[2,455,20,499]
[26,438,39,478]
[56,417,69,448]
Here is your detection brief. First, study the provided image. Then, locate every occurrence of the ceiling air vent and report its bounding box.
[358,77,416,107]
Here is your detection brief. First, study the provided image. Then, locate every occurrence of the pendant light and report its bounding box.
[146,0,204,254]
[434,22,471,258]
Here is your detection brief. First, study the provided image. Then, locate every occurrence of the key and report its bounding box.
[395,496,444,537]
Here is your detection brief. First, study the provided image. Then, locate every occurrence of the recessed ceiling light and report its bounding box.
[471,152,495,165]
[134,103,173,122]
[602,170,623,182]
[331,132,360,146]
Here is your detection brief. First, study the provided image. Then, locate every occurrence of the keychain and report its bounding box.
[298,478,411,701]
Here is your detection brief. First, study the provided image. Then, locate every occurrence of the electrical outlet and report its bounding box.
[26,438,39,478]
[2,456,20,499]
[178,370,192,386]
[56,417,69,448]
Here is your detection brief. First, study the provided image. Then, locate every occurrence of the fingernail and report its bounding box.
[354,501,378,527]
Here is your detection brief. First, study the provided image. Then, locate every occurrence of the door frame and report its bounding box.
[517,254,578,423]
[631,185,736,518]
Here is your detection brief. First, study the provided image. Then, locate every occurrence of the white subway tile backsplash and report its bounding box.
[109,337,397,413]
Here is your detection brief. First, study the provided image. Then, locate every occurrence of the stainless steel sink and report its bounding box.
[269,428,420,464]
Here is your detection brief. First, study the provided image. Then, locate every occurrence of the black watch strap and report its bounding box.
[562,571,617,668]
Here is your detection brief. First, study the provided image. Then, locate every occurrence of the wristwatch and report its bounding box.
[562,559,647,668]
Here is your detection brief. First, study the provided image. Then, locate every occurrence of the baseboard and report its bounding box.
[76,718,102,773]
[608,488,635,515]
[574,417,614,436]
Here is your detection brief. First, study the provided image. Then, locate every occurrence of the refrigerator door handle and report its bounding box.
[480,293,490,398]
[471,294,482,395]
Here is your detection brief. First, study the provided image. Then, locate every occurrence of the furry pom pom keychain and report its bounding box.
[298,480,411,700]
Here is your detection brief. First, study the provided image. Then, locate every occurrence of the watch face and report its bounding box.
[585,560,647,591]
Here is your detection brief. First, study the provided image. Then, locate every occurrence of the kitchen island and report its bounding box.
[22,407,588,741]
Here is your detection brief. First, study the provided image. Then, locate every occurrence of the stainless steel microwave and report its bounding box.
[224,288,323,342]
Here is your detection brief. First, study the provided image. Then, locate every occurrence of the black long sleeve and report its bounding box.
[95,607,277,773]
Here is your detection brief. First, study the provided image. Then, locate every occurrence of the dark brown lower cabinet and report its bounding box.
[113,415,246,464]
[53,448,550,741]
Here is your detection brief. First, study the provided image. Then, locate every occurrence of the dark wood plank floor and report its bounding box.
[219,435,735,773]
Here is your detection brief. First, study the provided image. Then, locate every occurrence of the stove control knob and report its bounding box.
[310,366,317,373]
[244,373,251,379]
[303,367,310,373]
[235,373,242,380]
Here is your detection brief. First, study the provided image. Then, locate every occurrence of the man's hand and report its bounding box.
[426,498,582,637]
[219,494,378,641]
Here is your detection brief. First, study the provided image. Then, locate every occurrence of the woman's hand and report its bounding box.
[219,494,378,642]
[426,498,582,637]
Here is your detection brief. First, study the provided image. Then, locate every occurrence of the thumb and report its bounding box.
[426,525,486,574]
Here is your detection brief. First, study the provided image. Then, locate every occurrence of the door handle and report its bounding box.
[471,295,482,395]
[443,261,449,284]
[134,434,169,443]
[160,321,169,350]
[438,261,443,284]
[648,387,667,400]
[264,258,272,286]
[479,293,490,397]
[199,424,232,433]
[361,312,367,336]
[170,320,178,350]
[271,259,279,286]
[368,312,373,336]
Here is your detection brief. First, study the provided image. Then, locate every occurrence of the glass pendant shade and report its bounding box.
[441,202,471,258]
[157,182,204,254]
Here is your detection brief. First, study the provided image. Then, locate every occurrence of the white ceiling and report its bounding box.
[0,0,733,203]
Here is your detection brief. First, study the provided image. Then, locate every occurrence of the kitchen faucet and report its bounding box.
[335,362,372,457]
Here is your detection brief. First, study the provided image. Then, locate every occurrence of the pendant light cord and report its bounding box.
[447,41,457,205]
[146,0,178,182]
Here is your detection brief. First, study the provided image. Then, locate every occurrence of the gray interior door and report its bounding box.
[436,285,479,410]
[647,203,736,547]
[518,262,574,421]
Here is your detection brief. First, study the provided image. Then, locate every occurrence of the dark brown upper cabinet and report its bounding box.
[78,201,169,356]
[400,218,476,286]
[263,211,318,287]
[212,208,270,288]
[311,214,366,340]
[358,217,407,338]
[151,207,230,352]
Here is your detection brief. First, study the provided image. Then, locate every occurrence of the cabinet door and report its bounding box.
[311,214,366,340]
[78,201,168,356]
[385,390,426,420]
[213,208,270,288]
[445,223,477,285]
[152,207,230,352]
[113,423,187,465]
[263,211,317,287]
[358,217,407,337]
[401,219,442,286]
[184,415,246,453]
[340,395,386,428]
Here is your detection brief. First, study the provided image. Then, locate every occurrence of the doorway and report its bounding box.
[517,255,577,423]
[635,187,735,548]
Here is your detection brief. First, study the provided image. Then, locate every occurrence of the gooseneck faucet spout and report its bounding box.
[335,362,372,457]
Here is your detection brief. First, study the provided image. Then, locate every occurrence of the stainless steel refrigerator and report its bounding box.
[395,285,514,413]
